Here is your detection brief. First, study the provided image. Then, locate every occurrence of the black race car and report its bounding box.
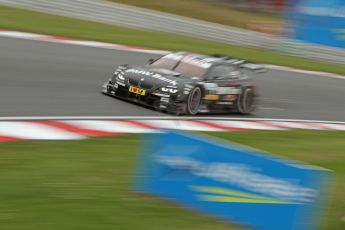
[102,52,264,115]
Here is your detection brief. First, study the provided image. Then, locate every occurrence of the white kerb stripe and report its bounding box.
[268,121,326,130]
[316,123,345,131]
[203,120,285,130]
[0,31,47,39]
[0,122,84,140]
[62,120,156,133]
[141,120,224,131]
[52,40,114,47]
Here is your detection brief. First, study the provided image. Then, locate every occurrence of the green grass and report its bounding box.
[0,5,344,75]
[109,0,282,29]
[0,131,344,230]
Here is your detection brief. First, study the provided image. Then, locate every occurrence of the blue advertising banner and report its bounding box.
[288,0,345,48]
[134,132,330,230]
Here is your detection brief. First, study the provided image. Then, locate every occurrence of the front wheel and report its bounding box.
[186,87,202,115]
[234,87,257,114]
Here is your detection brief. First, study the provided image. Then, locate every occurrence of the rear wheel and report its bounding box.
[186,87,202,115]
[234,87,257,114]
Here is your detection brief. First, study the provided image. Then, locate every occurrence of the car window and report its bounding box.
[208,65,237,79]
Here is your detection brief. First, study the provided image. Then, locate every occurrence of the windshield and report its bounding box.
[150,54,209,78]
[173,61,208,78]
[150,55,180,69]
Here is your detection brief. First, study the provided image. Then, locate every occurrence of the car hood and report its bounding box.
[121,66,195,89]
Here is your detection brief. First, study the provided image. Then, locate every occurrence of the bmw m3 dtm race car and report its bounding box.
[102,52,264,115]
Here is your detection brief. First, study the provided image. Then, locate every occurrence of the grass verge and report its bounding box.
[0,131,344,230]
[0,5,344,75]
[109,0,282,29]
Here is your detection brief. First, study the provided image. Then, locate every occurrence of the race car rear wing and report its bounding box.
[212,54,267,73]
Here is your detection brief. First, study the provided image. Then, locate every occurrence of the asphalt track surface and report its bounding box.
[1,37,345,121]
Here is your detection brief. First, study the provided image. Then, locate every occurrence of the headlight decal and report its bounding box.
[117,73,125,81]
[161,87,178,94]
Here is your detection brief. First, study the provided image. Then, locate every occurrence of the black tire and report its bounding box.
[234,87,257,114]
[186,87,202,115]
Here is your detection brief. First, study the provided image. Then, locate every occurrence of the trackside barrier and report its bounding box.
[134,131,331,230]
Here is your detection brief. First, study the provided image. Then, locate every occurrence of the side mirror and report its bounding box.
[214,76,226,80]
